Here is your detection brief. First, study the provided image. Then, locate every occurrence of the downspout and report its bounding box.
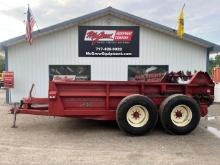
[3,46,9,104]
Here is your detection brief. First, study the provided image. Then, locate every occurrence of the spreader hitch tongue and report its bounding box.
[11,103,19,128]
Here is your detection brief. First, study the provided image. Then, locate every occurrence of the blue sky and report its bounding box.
[0,0,220,45]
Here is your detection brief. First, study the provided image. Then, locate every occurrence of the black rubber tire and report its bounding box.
[116,94,158,135]
[159,94,200,135]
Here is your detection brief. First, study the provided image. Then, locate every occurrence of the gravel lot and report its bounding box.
[0,90,220,165]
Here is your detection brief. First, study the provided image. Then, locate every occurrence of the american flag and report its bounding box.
[26,6,36,45]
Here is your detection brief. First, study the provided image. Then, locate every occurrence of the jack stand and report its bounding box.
[11,103,18,128]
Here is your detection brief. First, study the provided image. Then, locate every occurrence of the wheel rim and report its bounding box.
[126,105,149,128]
[170,104,192,127]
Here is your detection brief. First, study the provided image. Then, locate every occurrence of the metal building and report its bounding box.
[0,7,220,102]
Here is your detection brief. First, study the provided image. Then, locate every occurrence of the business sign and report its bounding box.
[78,26,139,57]
[3,71,14,88]
[49,65,91,81]
[128,65,169,81]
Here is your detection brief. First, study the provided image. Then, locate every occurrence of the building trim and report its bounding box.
[3,47,9,104]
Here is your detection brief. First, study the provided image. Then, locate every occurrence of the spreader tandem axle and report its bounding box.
[11,71,214,135]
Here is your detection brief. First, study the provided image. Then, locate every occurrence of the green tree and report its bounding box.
[209,54,220,75]
[215,55,220,65]
[0,54,4,72]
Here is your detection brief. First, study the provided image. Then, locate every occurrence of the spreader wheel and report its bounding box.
[159,94,200,135]
[116,94,158,135]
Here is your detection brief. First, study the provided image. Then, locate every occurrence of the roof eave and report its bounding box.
[0,7,112,47]
[108,7,216,48]
[0,6,219,50]
[212,45,220,53]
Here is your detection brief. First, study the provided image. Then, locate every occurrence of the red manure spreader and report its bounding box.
[11,71,214,135]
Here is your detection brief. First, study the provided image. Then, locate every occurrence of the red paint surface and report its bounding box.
[3,71,14,88]
[212,67,220,83]
[16,72,214,120]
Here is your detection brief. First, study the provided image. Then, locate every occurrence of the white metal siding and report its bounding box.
[8,15,207,102]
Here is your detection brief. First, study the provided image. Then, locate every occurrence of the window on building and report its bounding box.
[128,65,169,80]
[49,65,91,81]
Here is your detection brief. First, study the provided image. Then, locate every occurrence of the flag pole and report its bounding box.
[174,3,186,30]
[182,3,186,11]
[176,3,185,38]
